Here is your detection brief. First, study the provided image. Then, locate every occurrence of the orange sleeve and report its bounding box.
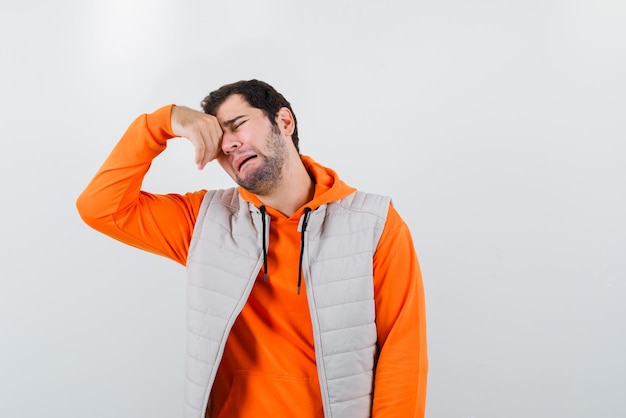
[76,104,206,266]
[372,204,428,417]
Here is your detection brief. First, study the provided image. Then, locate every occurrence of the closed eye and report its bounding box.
[222,115,248,132]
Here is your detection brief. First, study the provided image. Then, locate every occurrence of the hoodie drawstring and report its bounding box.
[297,207,312,295]
[259,205,268,282]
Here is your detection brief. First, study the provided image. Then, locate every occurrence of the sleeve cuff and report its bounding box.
[145,104,177,146]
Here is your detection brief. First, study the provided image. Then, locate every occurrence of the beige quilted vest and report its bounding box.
[184,188,390,418]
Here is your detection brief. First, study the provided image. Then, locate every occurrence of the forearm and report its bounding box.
[76,105,202,264]
[77,105,173,220]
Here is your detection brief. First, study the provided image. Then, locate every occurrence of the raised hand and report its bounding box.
[171,106,223,169]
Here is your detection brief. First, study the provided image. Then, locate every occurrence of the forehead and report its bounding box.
[215,94,262,123]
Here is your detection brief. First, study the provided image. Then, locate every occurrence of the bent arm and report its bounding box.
[76,104,205,265]
[373,205,428,417]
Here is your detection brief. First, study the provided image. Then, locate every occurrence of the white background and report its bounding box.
[1,1,625,417]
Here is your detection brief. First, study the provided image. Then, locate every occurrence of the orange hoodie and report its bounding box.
[77,105,428,417]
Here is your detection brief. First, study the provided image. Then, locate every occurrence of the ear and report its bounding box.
[275,107,295,137]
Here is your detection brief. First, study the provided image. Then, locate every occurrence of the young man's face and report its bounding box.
[215,94,288,195]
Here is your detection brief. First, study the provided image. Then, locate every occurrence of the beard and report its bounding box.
[235,125,288,195]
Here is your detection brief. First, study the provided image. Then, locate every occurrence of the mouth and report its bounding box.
[237,155,258,172]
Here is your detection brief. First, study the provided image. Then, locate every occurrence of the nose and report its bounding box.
[221,132,242,155]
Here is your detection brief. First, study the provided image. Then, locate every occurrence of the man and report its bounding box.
[77,80,428,418]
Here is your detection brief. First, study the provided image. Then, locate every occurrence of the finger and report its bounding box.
[199,123,223,169]
[197,133,214,170]
[209,123,224,159]
[187,133,206,169]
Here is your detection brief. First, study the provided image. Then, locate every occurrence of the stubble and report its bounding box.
[235,125,287,195]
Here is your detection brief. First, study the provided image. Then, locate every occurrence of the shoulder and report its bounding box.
[199,188,241,208]
[333,191,391,219]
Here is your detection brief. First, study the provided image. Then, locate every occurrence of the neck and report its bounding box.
[256,155,314,217]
